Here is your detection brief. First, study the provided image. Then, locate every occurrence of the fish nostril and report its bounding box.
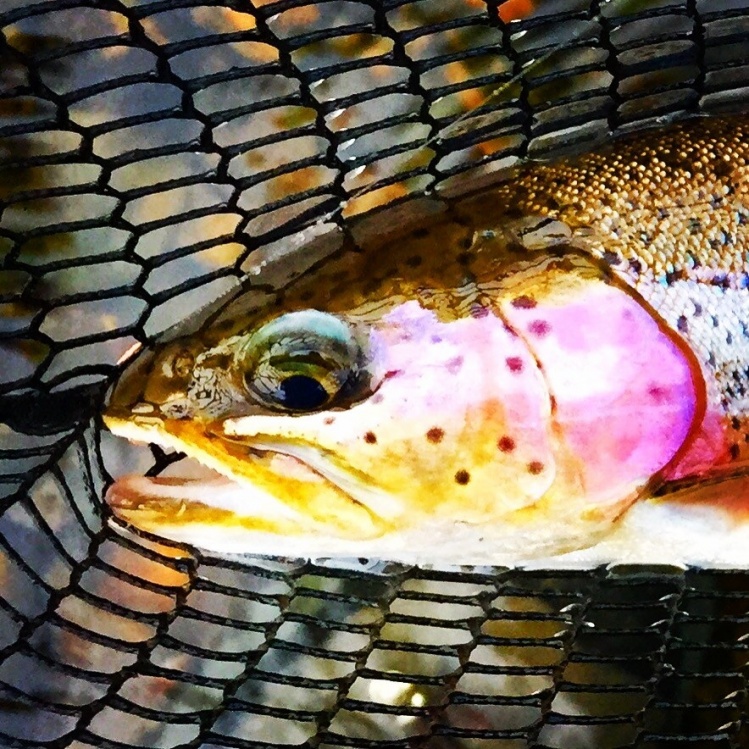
[137,343,196,407]
[173,350,194,378]
[157,346,194,380]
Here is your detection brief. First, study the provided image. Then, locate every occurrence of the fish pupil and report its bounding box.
[279,374,329,411]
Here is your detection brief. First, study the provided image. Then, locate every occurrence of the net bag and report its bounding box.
[2,0,749,746]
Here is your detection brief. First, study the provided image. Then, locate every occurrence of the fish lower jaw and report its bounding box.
[103,462,612,559]
[105,466,393,540]
[104,502,617,565]
[105,469,298,517]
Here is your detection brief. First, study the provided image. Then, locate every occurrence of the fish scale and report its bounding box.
[459,116,749,466]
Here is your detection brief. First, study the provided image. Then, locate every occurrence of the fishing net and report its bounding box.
[2,0,749,745]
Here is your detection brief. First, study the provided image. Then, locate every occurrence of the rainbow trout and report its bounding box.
[104,116,749,566]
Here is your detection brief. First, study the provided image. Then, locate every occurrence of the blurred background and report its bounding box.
[2,0,749,746]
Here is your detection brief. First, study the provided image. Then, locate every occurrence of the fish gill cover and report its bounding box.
[2,0,749,747]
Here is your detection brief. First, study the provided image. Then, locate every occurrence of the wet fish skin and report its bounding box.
[104,115,749,564]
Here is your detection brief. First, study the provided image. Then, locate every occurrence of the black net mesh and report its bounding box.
[3,0,749,746]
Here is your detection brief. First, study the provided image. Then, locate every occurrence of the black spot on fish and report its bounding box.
[693,302,703,317]
[455,469,470,485]
[714,159,734,179]
[363,277,385,295]
[511,295,536,309]
[502,206,524,220]
[427,427,444,443]
[457,251,473,266]
[542,195,561,211]
[648,385,665,403]
[412,228,429,239]
[405,255,422,268]
[447,356,463,374]
[688,218,702,235]
[528,461,544,475]
[732,416,741,430]
[602,251,621,266]
[529,320,550,337]
[205,352,231,371]
[629,259,642,274]
[364,431,377,444]
[727,331,733,345]
[498,436,516,452]
[730,444,741,460]
[506,356,523,373]
[470,303,489,319]
[677,315,688,333]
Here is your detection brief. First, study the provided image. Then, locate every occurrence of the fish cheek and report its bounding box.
[307,311,559,520]
[500,268,703,506]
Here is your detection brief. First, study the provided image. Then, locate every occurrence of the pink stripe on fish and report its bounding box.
[501,281,702,507]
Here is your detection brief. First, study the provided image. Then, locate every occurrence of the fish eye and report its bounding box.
[277,373,329,410]
[238,310,364,413]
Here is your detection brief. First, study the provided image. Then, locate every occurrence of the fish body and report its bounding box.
[105,115,749,566]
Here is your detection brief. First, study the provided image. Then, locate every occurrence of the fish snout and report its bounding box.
[107,340,198,420]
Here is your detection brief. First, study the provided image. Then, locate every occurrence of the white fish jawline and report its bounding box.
[106,498,749,569]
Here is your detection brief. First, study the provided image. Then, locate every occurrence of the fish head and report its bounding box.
[106,286,559,539]
[104,238,703,560]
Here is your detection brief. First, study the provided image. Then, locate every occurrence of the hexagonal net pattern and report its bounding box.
[2,0,749,747]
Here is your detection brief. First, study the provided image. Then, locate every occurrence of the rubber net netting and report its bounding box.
[2,0,749,746]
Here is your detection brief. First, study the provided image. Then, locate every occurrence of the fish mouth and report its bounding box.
[105,456,320,531]
[103,413,393,540]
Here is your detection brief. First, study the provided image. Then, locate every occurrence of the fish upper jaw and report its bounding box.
[221,434,406,521]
